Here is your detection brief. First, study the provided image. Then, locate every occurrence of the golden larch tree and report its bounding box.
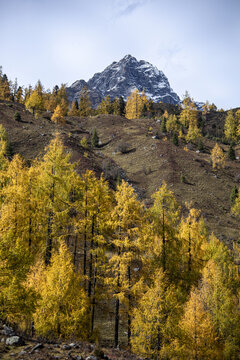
[27,242,89,339]
[107,180,144,347]
[211,143,226,169]
[175,288,219,360]
[224,110,237,142]
[131,269,180,359]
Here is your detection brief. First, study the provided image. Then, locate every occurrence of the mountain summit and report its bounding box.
[67,55,180,107]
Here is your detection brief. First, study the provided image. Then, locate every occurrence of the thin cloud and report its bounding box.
[114,0,149,17]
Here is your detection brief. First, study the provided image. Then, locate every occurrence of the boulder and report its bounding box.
[62,344,71,350]
[86,356,97,360]
[6,336,25,346]
[2,325,15,336]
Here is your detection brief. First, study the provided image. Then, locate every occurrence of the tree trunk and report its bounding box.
[127,265,131,346]
[114,246,121,348]
[157,324,161,360]
[28,184,32,249]
[188,227,192,273]
[45,168,55,266]
[45,210,53,265]
[91,254,97,333]
[28,216,32,249]
[83,182,88,278]
[88,215,95,297]
[194,296,198,360]
[162,206,166,272]
[73,234,78,267]
[216,287,219,337]
[114,296,120,348]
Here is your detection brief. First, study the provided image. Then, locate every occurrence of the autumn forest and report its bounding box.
[1,69,240,360]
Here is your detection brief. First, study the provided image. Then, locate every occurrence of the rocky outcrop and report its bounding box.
[67,55,180,107]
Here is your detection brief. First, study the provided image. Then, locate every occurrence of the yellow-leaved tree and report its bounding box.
[0,155,37,328]
[131,269,180,359]
[27,242,89,339]
[211,143,226,169]
[204,235,240,358]
[179,93,201,143]
[107,180,144,347]
[173,288,219,359]
[97,95,112,115]
[178,207,207,290]
[200,259,240,358]
[125,89,148,119]
[0,74,11,100]
[79,86,92,117]
[51,102,66,124]
[25,90,44,116]
[166,114,179,134]
[74,171,112,333]
[150,182,180,276]
[0,124,10,171]
[68,100,79,116]
[44,90,57,112]
[224,110,238,143]
[36,136,76,265]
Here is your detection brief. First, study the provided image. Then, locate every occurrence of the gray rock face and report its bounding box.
[67,55,180,107]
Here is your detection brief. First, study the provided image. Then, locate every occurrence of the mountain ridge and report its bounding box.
[67,55,180,107]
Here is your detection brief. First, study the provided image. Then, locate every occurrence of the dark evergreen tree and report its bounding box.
[1,74,8,83]
[198,140,204,152]
[148,99,155,117]
[172,132,179,146]
[228,143,236,160]
[75,99,79,110]
[141,103,148,117]
[119,96,125,117]
[14,111,21,122]
[230,185,238,205]
[161,118,167,133]
[53,85,59,95]
[91,128,99,148]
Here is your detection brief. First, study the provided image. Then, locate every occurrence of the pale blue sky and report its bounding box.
[1,0,239,109]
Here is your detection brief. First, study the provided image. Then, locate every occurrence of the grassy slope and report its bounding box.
[0,100,239,244]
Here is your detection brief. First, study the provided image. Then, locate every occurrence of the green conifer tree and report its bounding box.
[91,128,99,147]
[228,142,236,160]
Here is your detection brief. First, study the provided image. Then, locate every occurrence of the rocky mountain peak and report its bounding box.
[67,55,180,107]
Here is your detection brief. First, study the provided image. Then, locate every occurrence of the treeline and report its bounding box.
[0,67,126,120]
[0,128,240,358]
[1,66,235,167]
[0,66,220,148]
[0,67,218,132]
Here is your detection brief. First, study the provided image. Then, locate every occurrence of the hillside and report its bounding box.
[0,99,239,244]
